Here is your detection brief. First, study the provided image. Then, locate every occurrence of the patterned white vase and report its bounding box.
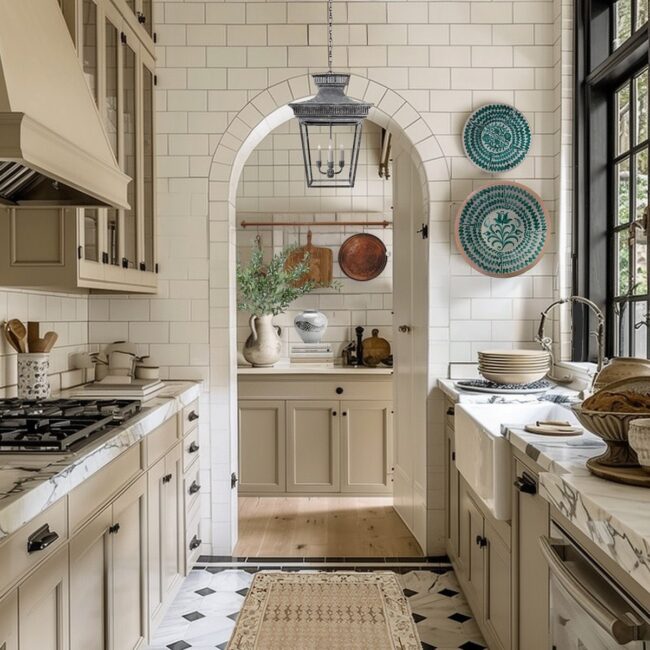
[294,310,328,344]
[17,353,51,400]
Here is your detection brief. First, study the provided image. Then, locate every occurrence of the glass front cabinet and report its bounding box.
[0,0,157,293]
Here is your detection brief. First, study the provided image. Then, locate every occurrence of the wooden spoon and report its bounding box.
[43,331,58,353]
[3,322,21,353]
[7,319,27,353]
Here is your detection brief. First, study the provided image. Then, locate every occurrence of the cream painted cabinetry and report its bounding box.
[512,456,549,650]
[238,374,394,496]
[445,401,460,561]
[148,444,183,628]
[238,401,286,493]
[0,0,157,294]
[18,547,69,650]
[0,590,18,650]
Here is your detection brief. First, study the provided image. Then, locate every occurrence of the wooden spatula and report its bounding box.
[7,319,27,353]
[27,321,39,352]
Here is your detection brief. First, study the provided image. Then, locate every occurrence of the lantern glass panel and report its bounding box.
[298,121,363,188]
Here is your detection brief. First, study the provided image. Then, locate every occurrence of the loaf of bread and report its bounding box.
[583,390,650,413]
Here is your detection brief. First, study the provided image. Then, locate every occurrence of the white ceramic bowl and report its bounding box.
[480,369,548,385]
[629,418,650,473]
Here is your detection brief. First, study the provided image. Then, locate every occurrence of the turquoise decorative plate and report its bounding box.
[463,104,531,172]
[454,183,549,278]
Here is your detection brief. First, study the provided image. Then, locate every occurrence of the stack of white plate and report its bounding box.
[478,349,550,385]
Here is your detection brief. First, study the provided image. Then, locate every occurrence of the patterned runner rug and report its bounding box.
[227,571,422,649]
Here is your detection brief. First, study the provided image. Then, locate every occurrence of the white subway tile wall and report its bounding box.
[91,0,571,554]
[0,289,90,395]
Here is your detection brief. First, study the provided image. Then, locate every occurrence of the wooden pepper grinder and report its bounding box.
[355,326,365,366]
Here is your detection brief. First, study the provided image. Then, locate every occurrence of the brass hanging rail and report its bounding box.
[240,220,392,229]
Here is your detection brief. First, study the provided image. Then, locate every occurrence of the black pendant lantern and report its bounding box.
[289,1,372,188]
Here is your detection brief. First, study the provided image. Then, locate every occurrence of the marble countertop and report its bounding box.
[238,363,393,376]
[0,380,201,541]
[507,424,650,593]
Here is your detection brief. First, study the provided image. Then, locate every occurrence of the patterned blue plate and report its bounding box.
[455,183,549,278]
[463,104,531,173]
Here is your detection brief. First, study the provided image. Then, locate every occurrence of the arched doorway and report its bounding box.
[206,74,451,555]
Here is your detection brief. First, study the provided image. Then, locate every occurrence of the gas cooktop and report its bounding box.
[0,398,141,453]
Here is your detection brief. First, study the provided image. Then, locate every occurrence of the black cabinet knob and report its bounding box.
[446,406,455,416]
[189,441,200,453]
[162,473,173,484]
[27,524,59,553]
[108,523,121,534]
[476,535,487,548]
[188,410,199,422]
[335,387,344,395]
[332,410,337,416]
[189,535,201,551]
[342,412,347,416]
[189,481,201,495]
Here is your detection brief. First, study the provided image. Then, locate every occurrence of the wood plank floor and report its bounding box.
[234,496,424,557]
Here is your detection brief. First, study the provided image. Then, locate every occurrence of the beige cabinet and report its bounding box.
[237,376,394,496]
[446,421,459,561]
[111,475,147,650]
[148,444,183,627]
[0,0,157,294]
[238,400,286,493]
[287,400,340,492]
[456,478,512,650]
[18,546,69,650]
[513,459,549,650]
[340,401,393,493]
[70,507,112,650]
[0,590,18,650]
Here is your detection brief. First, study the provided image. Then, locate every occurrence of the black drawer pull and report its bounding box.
[109,523,120,535]
[335,387,344,395]
[189,481,201,495]
[446,406,455,416]
[27,524,59,553]
[162,473,173,484]
[514,474,537,495]
[476,535,487,548]
[189,441,200,453]
[189,535,201,551]
[188,410,199,422]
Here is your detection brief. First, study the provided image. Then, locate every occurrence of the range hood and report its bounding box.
[0,0,129,208]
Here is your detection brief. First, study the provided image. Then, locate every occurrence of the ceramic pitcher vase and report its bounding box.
[243,314,282,367]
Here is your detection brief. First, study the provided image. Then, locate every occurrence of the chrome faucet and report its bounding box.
[535,296,606,388]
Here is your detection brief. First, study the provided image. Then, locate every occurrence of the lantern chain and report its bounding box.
[327,0,333,72]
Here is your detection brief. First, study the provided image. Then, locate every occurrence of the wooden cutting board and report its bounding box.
[285,230,333,287]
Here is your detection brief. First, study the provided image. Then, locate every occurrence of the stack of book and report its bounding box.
[290,343,334,364]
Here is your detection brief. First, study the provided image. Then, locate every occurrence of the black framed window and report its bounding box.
[574,0,648,361]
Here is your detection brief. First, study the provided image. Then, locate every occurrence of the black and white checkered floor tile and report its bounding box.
[146,564,487,650]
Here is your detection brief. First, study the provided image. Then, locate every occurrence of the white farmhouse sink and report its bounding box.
[455,402,579,520]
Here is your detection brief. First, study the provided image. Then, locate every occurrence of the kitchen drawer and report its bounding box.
[182,426,200,473]
[0,499,67,596]
[184,500,201,572]
[144,416,179,467]
[238,377,393,401]
[181,400,200,436]
[69,444,142,532]
[183,464,202,514]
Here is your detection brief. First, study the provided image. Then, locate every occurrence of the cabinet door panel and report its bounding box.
[462,491,485,613]
[341,401,393,493]
[515,462,549,650]
[112,475,147,650]
[70,507,112,650]
[486,521,512,650]
[238,400,286,493]
[0,590,17,650]
[163,444,183,598]
[18,546,69,650]
[446,425,459,560]
[287,401,339,492]
[148,456,165,623]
